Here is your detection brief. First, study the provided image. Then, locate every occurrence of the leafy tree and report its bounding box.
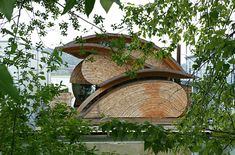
[0,0,235,155]
[0,0,102,154]
[103,1,235,154]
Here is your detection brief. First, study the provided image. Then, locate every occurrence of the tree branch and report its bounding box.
[56,2,105,33]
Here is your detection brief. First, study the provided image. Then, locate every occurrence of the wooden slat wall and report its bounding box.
[130,50,172,70]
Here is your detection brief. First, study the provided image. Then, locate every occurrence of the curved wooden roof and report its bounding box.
[61,43,111,59]
[62,33,161,50]
[59,33,185,72]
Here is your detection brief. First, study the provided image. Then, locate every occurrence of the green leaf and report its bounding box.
[112,0,121,7]
[85,0,95,16]
[2,28,14,36]
[0,0,16,21]
[53,49,63,63]
[62,0,76,15]
[11,42,17,53]
[229,58,235,64]
[0,64,20,101]
[100,0,113,13]
[38,76,46,80]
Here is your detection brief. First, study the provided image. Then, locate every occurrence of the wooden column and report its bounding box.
[177,45,181,65]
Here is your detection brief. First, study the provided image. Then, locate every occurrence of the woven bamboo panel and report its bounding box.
[81,54,132,85]
[130,50,172,70]
[84,80,188,118]
[145,58,172,70]
[70,62,90,84]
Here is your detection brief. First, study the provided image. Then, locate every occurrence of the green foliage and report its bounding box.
[0,0,16,21]
[0,1,97,152]
[116,0,235,152]
[100,0,114,13]
[0,64,19,102]
[0,39,96,154]
[62,0,77,15]
[85,0,96,16]
[61,0,121,17]
[101,120,178,154]
[32,104,96,154]
[1,0,235,154]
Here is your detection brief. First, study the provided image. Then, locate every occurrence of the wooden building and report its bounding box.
[59,33,192,124]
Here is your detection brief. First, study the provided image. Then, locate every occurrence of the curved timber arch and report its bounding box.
[59,33,185,72]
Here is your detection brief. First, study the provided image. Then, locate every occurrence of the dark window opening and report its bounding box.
[72,83,96,107]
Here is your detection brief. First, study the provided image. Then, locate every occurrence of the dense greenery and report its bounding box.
[0,0,235,154]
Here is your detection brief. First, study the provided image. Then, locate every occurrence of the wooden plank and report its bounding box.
[130,50,172,70]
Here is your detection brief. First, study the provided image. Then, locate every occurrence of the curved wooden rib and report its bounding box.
[61,43,153,69]
[82,80,187,118]
[70,62,90,84]
[62,33,161,50]
[60,43,111,59]
[77,86,107,115]
[98,69,192,88]
[59,33,185,72]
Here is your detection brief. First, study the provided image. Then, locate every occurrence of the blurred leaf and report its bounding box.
[1,28,14,36]
[62,0,76,15]
[38,76,46,80]
[52,48,63,63]
[0,0,16,21]
[112,0,121,6]
[100,0,113,13]
[0,64,20,101]
[11,42,17,53]
[229,58,235,64]
[85,0,95,16]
